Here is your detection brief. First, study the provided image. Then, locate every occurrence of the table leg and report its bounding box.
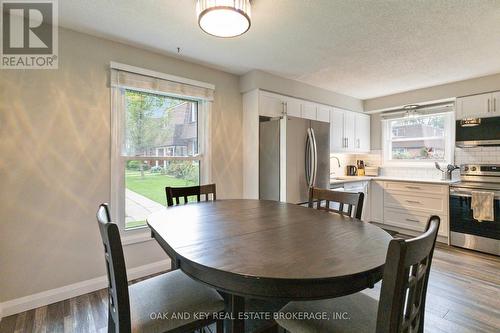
[224,293,245,333]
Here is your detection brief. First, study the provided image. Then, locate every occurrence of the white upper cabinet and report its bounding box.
[330,108,345,151]
[344,111,356,151]
[284,97,301,117]
[259,91,331,123]
[259,93,284,118]
[301,102,317,120]
[355,113,371,152]
[330,108,371,153]
[491,91,500,116]
[456,91,500,119]
[317,105,331,123]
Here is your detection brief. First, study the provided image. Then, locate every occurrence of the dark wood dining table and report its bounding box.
[147,199,392,333]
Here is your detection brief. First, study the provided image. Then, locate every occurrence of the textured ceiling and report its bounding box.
[59,0,500,99]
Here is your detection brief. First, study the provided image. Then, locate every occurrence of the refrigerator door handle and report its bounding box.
[306,128,315,188]
[311,128,318,187]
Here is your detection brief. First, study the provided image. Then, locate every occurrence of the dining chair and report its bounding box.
[308,187,364,219]
[165,184,216,207]
[276,215,441,333]
[96,203,224,333]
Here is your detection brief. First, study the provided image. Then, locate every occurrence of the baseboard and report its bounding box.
[0,259,170,320]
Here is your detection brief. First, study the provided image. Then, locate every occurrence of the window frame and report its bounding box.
[110,78,212,240]
[382,111,455,167]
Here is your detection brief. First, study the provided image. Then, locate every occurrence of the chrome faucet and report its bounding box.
[331,156,341,168]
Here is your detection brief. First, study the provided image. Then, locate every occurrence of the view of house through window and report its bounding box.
[123,90,200,229]
[384,113,453,163]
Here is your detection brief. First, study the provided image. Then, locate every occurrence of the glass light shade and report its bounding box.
[197,0,251,38]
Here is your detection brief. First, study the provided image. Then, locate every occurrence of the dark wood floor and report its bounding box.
[1,243,499,333]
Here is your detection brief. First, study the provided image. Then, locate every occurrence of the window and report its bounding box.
[111,64,213,232]
[383,112,454,164]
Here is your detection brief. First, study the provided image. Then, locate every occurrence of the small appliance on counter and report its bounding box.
[356,160,365,176]
[346,165,357,176]
[365,166,379,177]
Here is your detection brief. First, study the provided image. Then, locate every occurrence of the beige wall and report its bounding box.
[364,73,500,111]
[365,73,500,151]
[0,28,242,302]
[240,70,364,112]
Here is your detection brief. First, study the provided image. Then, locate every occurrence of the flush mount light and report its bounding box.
[460,118,481,127]
[196,0,251,38]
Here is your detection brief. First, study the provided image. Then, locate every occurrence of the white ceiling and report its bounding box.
[59,0,500,99]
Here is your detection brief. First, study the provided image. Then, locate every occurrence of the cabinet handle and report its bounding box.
[405,186,421,190]
[488,99,491,113]
[495,98,497,112]
[406,200,421,204]
[406,218,420,223]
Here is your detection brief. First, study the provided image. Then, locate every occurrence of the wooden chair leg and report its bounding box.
[107,309,115,333]
[216,319,224,333]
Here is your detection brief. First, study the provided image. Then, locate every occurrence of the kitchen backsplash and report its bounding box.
[454,146,500,164]
[331,147,500,179]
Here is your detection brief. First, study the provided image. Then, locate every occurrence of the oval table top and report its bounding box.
[148,199,392,300]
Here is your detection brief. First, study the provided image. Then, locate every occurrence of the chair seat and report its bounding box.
[129,270,224,333]
[276,292,378,333]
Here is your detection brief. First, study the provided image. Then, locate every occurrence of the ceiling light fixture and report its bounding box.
[196,0,251,38]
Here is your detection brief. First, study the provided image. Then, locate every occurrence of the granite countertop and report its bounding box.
[330,176,460,186]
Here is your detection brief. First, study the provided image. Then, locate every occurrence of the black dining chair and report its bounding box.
[165,184,216,207]
[276,215,441,333]
[308,187,365,219]
[96,203,224,333]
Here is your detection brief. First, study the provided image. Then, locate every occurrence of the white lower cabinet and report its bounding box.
[369,180,449,240]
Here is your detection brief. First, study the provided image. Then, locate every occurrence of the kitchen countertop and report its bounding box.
[330,176,460,186]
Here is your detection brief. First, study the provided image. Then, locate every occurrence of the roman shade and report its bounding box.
[110,65,215,101]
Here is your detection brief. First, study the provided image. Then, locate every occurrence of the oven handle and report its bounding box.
[450,189,500,199]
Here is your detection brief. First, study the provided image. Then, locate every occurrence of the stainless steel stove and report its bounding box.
[450,164,500,255]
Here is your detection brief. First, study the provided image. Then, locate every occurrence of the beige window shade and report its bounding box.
[110,68,214,101]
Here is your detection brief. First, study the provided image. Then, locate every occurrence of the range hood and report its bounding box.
[456,116,500,147]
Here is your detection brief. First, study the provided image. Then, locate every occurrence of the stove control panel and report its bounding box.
[461,164,500,176]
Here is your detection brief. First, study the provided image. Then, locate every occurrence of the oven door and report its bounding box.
[450,187,500,255]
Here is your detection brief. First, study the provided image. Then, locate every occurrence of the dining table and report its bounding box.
[147,199,393,333]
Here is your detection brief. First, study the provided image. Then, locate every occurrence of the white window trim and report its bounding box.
[110,66,213,244]
[382,112,455,167]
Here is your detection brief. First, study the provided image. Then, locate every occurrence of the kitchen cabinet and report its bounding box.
[330,108,345,151]
[301,102,317,120]
[369,181,449,240]
[355,113,370,152]
[317,105,331,123]
[369,180,384,223]
[456,91,500,119]
[259,93,284,118]
[329,108,370,153]
[284,97,301,117]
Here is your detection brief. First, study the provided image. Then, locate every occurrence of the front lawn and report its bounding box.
[125,170,198,205]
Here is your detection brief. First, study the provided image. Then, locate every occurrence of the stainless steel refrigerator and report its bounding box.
[259,116,330,204]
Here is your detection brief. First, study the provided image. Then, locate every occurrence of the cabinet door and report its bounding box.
[317,105,331,123]
[260,94,284,117]
[344,111,356,151]
[491,91,500,116]
[330,109,344,152]
[370,181,384,223]
[301,102,317,120]
[285,98,301,117]
[456,93,491,119]
[355,113,370,152]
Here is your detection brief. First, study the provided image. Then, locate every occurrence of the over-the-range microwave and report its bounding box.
[456,116,500,148]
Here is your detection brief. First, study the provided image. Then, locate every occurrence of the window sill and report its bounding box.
[121,228,154,246]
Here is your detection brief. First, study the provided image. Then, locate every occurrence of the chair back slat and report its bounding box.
[165,184,217,207]
[308,187,364,219]
[376,216,440,333]
[96,204,131,333]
